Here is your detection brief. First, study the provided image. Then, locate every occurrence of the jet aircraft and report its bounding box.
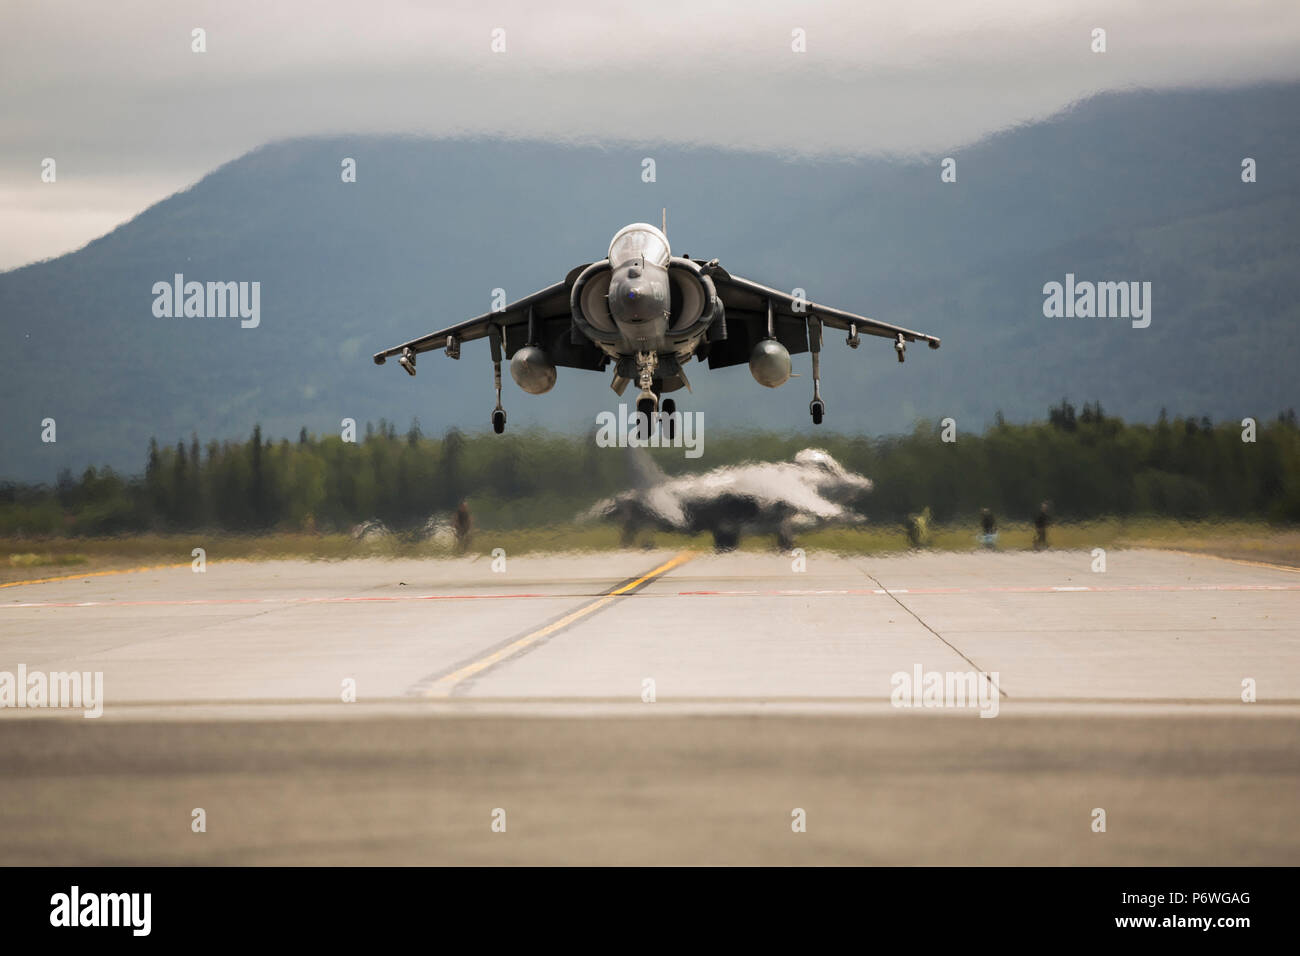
[374,221,941,431]
[583,446,873,551]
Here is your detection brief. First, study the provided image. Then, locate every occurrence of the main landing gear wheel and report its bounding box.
[661,398,677,440]
[712,525,740,552]
[636,394,657,441]
[810,399,825,425]
[491,408,507,434]
[777,521,797,552]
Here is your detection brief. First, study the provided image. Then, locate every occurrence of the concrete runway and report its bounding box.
[3,547,1297,710]
[2,547,1298,863]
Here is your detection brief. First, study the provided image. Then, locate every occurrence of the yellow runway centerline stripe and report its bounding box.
[608,550,696,595]
[425,551,695,695]
[0,562,191,589]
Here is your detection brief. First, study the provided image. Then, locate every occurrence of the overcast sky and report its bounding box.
[2,0,1299,270]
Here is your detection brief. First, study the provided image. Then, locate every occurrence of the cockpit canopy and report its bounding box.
[608,223,671,268]
[795,448,845,476]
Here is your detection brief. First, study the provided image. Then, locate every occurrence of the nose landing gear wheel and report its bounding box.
[491,408,507,434]
[661,398,677,440]
[810,399,825,425]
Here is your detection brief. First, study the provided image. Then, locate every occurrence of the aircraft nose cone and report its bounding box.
[608,263,665,324]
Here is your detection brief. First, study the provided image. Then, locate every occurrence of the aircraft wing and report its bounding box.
[702,266,941,369]
[373,272,606,372]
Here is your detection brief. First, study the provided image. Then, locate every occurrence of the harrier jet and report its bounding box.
[374,221,941,431]
[583,446,873,551]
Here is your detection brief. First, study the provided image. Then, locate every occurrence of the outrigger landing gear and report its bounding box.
[809,317,825,425]
[490,326,507,434]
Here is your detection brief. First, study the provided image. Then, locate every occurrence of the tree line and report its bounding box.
[1,402,1297,536]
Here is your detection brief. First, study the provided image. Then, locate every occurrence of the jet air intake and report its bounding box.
[510,345,557,394]
[749,339,791,388]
